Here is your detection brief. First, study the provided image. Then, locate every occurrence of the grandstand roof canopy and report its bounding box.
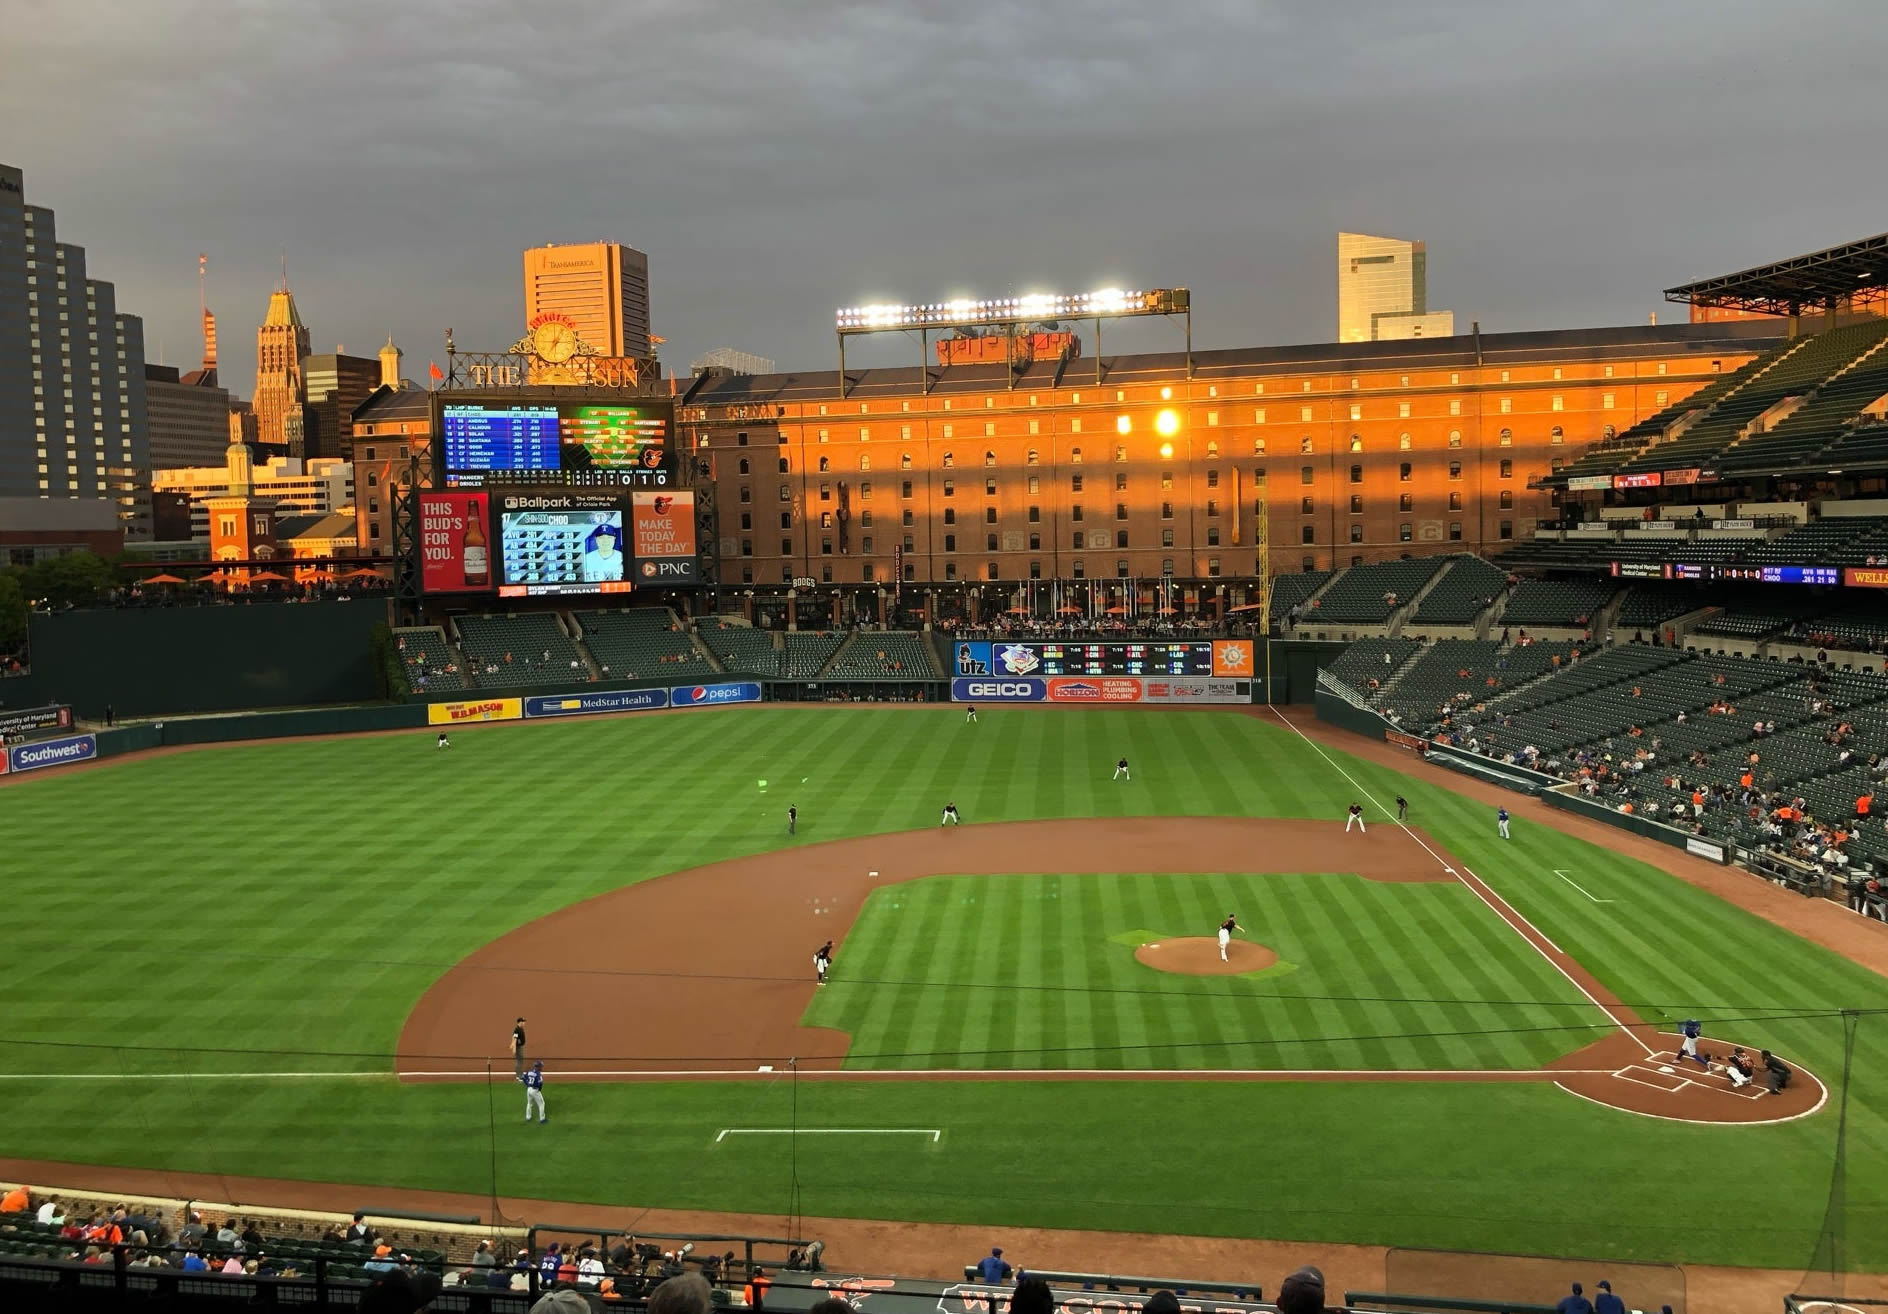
[1666,231,1888,316]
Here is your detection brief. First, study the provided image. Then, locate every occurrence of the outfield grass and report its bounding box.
[2,705,1885,1268]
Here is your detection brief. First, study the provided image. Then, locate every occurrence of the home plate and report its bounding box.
[1658,1065,1675,1074]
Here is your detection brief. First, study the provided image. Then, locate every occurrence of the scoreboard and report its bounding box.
[954,640,1250,678]
[439,396,674,489]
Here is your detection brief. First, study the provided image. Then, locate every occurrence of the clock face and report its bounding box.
[533,320,578,362]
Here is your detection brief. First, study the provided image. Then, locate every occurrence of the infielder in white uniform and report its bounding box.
[1114,757,1130,781]
[1345,803,1365,832]
[941,802,962,825]
[1218,914,1238,962]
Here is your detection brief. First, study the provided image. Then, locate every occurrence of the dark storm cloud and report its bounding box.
[4,0,1884,390]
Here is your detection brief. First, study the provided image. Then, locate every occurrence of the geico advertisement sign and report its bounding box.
[951,678,1046,702]
[1046,678,1142,703]
[7,733,97,774]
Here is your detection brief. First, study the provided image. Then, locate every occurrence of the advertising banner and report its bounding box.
[524,688,669,718]
[418,491,493,594]
[1662,467,1702,486]
[0,704,74,739]
[670,681,764,707]
[632,490,699,585]
[427,697,523,726]
[1846,567,1888,589]
[1613,472,1663,489]
[1566,475,1615,491]
[1210,639,1255,678]
[1141,678,1249,704]
[7,733,97,774]
[1047,677,1143,703]
[1686,836,1727,863]
[951,677,1046,702]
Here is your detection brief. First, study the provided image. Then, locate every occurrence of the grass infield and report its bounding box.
[3,705,1885,1268]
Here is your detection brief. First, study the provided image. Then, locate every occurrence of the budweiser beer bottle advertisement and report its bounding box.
[463,510,489,587]
[421,492,491,594]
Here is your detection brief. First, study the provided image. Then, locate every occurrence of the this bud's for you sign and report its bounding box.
[420,492,491,593]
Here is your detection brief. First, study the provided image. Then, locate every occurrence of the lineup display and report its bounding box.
[496,491,632,598]
[955,640,1254,679]
[441,397,673,489]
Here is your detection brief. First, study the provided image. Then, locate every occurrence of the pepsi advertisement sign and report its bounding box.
[8,733,97,774]
[524,688,669,718]
[952,677,1047,702]
[671,681,764,707]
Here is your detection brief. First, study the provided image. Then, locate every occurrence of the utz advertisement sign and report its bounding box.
[524,688,669,718]
[1047,678,1142,702]
[8,733,97,774]
[419,491,493,594]
[671,681,763,707]
[632,490,699,585]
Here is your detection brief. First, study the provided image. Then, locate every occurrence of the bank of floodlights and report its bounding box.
[835,288,1186,330]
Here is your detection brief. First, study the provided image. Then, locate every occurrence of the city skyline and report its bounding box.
[4,1,1887,400]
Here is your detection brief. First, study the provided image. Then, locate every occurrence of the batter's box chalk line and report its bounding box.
[714,1128,941,1144]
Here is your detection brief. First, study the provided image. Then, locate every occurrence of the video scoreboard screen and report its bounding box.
[1613,561,1841,585]
[441,397,673,489]
[495,491,632,598]
[955,640,1246,678]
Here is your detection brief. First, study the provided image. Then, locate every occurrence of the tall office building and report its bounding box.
[522,241,651,358]
[300,347,380,461]
[0,163,153,538]
[145,302,231,469]
[252,279,310,453]
[1338,231,1456,342]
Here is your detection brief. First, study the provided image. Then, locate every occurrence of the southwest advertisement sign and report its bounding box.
[952,677,1046,702]
[671,681,764,707]
[427,697,523,725]
[418,491,493,595]
[632,490,698,585]
[8,733,97,774]
[524,688,669,718]
[0,703,74,739]
[1847,567,1888,589]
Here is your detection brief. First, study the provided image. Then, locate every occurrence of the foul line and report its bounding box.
[0,1067,1621,1082]
[1552,869,1613,904]
[715,1128,940,1143]
[1268,707,1654,1056]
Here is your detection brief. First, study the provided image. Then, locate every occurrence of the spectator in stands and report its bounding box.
[1276,1265,1327,1314]
[974,1247,1012,1283]
[345,1213,370,1244]
[36,1197,64,1226]
[241,1219,264,1249]
[0,1183,28,1213]
[1012,1278,1055,1314]
[648,1273,715,1314]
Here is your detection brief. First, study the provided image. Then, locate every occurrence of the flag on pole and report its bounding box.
[428,360,444,387]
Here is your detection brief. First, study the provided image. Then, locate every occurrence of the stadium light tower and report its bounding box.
[833,286,1191,397]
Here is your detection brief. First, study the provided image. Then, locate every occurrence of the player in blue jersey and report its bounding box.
[523,1061,547,1123]
[1675,1019,1709,1070]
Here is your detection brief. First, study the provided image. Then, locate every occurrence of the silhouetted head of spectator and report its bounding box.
[1145,1291,1182,1314]
[1277,1265,1326,1314]
[1010,1277,1055,1314]
[649,1273,715,1314]
[359,1267,442,1314]
[808,1301,856,1314]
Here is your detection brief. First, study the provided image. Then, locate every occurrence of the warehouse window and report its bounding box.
[1300,496,1314,514]
[1499,520,1513,540]
[1349,464,1363,483]
[1162,528,1175,546]
[1499,428,1512,446]
[1499,491,1514,508]
[1302,525,1315,544]
[1349,524,1363,543]
[943,509,956,525]
[1449,522,1462,541]
[1399,493,1412,512]
[1449,462,1462,480]
[1349,495,1363,514]
[1301,466,1314,485]
[1399,523,1413,543]
[1499,460,1512,478]
[1400,462,1412,481]
[1449,430,1462,448]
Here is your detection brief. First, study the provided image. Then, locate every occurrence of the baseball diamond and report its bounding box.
[2,699,1881,1298]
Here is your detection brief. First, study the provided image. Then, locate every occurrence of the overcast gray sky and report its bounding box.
[5,0,1885,392]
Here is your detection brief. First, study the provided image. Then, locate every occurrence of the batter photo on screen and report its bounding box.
[581,518,625,583]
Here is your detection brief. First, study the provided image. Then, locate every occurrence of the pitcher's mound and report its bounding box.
[1136,937,1279,976]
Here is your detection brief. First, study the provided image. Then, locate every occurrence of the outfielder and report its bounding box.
[814,940,833,984]
[1218,914,1238,962]
[1675,1018,1709,1069]
[437,732,451,751]
[787,804,798,836]
[1497,806,1511,840]
[1345,803,1365,833]
[523,1061,547,1123]
[965,705,978,723]
[941,802,962,826]
[1114,757,1130,781]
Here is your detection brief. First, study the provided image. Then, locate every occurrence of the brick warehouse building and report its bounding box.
[678,320,1782,612]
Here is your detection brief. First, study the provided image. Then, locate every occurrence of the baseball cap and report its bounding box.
[1277,1265,1325,1314]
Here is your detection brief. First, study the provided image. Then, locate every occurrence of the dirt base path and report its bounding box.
[399,818,1446,1077]
[0,1155,1874,1314]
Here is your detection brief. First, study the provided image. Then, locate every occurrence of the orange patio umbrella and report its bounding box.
[249,570,290,582]
[141,573,188,585]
